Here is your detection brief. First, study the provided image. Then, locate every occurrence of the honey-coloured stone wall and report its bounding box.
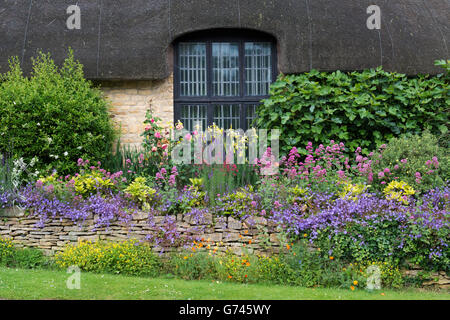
[99,75,174,147]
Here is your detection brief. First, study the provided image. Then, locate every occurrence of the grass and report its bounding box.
[0,267,449,300]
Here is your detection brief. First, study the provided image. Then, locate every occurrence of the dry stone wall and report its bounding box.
[0,208,281,256]
[1,207,448,289]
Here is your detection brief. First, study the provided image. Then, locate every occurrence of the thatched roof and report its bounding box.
[1,0,448,79]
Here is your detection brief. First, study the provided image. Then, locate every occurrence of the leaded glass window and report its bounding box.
[212,43,240,96]
[245,43,272,96]
[214,104,241,129]
[174,31,276,132]
[180,105,208,131]
[179,43,207,96]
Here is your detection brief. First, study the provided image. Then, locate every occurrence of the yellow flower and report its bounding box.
[353,280,358,286]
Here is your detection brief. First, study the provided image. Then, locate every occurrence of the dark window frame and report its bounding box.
[173,29,277,131]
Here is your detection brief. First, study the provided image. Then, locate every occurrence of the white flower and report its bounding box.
[63,151,68,157]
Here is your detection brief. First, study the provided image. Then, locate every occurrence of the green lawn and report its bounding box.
[0,267,448,300]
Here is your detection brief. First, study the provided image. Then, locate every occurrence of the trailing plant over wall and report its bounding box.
[257,64,449,156]
[0,49,116,175]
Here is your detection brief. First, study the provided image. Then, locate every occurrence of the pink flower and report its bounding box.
[169,175,176,186]
[378,172,385,178]
[155,132,161,139]
[160,168,167,175]
[394,165,399,170]
[150,119,155,123]
[274,201,282,208]
[400,159,407,164]
[151,146,157,152]
[145,125,152,131]
[185,133,192,141]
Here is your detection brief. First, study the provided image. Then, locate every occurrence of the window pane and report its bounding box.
[246,104,258,129]
[245,42,272,96]
[212,43,240,96]
[214,104,241,129]
[180,105,207,132]
[179,43,207,96]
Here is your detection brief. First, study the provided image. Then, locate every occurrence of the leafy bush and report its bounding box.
[372,131,449,193]
[0,50,116,175]
[0,238,48,269]
[168,252,218,280]
[215,186,261,218]
[54,240,161,276]
[124,176,157,209]
[346,261,404,289]
[0,238,14,263]
[257,66,449,156]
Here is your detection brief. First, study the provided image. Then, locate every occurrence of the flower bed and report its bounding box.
[1,111,448,289]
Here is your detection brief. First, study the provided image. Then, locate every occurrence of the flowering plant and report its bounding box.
[141,108,171,175]
[383,180,415,205]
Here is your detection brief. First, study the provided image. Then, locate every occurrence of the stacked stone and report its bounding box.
[0,208,281,256]
[100,75,174,147]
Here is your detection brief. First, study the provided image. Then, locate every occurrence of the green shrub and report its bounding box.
[0,238,48,269]
[168,252,217,280]
[0,49,116,175]
[54,240,162,276]
[372,131,449,193]
[0,238,15,263]
[257,66,449,156]
[124,176,157,209]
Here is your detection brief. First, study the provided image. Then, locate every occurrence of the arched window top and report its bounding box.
[173,29,277,132]
[174,28,277,43]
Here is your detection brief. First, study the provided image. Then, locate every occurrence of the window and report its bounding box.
[174,30,277,132]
